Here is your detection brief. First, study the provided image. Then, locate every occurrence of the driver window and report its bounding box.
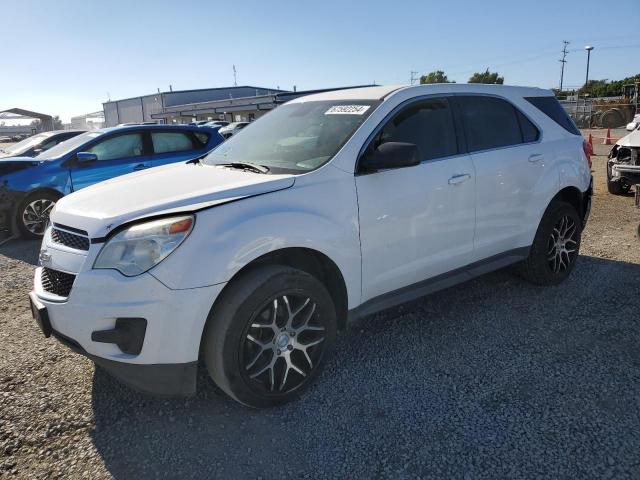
[87,133,144,161]
[373,98,458,161]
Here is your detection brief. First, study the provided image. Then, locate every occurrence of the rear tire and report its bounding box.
[16,191,59,239]
[202,265,337,408]
[518,201,582,286]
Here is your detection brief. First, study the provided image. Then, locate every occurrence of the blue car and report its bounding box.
[0,124,223,238]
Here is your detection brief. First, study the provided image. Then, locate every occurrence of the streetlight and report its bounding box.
[584,46,594,89]
[584,46,595,128]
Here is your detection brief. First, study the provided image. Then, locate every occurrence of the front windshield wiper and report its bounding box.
[218,162,270,174]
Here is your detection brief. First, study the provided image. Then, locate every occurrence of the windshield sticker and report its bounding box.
[325,105,370,115]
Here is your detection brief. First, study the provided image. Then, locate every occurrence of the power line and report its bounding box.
[559,40,569,91]
[410,71,420,85]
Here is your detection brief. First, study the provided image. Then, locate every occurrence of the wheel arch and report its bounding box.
[553,186,582,214]
[550,185,590,223]
[199,247,349,359]
[22,187,65,201]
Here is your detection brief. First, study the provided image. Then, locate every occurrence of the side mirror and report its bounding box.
[360,142,420,172]
[77,152,98,163]
[626,122,638,132]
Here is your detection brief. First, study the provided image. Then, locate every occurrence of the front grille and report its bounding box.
[51,228,90,251]
[41,268,76,297]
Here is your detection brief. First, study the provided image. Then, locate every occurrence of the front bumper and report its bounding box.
[35,303,198,396]
[31,233,225,395]
[611,164,640,184]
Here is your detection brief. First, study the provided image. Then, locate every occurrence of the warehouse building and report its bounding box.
[102,86,287,127]
[102,85,374,127]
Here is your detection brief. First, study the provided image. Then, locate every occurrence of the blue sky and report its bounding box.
[2,0,639,122]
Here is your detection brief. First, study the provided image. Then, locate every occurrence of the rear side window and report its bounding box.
[151,131,195,154]
[524,96,580,135]
[457,96,522,152]
[374,98,458,161]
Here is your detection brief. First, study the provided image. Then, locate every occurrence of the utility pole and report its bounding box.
[559,40,569,92]
[410,71,419,85]
[233,65,238,87]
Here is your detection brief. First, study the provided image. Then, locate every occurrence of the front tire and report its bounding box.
[607,163,630,195]
[202,265,337,408]
[607,179,629,195]
[16,191,59,239]
[518,201,582,286]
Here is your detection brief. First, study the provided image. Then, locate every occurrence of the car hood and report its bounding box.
[0,156,40,175]
[617,129,640,147]
[52,162,295,238]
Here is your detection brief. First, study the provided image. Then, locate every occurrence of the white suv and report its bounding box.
[30,85,593,407]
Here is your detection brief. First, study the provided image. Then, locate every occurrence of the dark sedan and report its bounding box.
[0,130,85,159]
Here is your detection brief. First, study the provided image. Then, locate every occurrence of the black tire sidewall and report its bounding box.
[526,201,582,285]
[203,266,337,408]
[16,191,59,239]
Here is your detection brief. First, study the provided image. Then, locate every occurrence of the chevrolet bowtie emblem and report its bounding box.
[39,250,52,266]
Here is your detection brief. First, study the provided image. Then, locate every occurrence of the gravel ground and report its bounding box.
[1,137,639,479]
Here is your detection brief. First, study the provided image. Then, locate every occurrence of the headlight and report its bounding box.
[94,215,194,276]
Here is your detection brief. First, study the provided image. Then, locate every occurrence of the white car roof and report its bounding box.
[288,84,554,103]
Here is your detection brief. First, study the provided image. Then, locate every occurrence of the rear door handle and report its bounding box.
[133,163,150,171]
[448,173,471,185]
[528,153,544,163]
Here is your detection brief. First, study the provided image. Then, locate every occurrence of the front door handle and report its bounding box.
[448,173,471,185]
[528,153,544,163]
[133,163,150,171]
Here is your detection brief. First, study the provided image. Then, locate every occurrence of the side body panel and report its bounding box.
[356,154,476,302]
[469,141,558,261]
[150,164,363,308]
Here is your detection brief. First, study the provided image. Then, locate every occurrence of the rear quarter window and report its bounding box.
[524,96,580,135]
[193,131,210,146]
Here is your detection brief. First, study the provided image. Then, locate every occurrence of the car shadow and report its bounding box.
[89,254,640,478]
[0,237,41,265]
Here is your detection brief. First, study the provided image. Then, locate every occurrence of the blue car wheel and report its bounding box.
[16,191,59,239]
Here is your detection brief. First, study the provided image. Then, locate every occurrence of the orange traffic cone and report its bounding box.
[603,128,612,145]
[588,133,593,149]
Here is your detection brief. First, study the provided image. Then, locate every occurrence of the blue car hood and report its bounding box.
[0,156,40,176]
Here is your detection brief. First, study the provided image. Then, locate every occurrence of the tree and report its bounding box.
[30,119,42,133]
[578,74,640,98]
[468,69,504,84]
[52,116,64,130]
[420,70,454,84]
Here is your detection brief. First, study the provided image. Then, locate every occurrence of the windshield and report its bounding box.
[203,100,379,173]
[36,131,104,160]
[2,133,51,155]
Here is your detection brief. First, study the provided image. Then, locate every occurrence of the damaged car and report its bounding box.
[607,123,640,195]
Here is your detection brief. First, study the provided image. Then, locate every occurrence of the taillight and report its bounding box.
[583,139,593,169]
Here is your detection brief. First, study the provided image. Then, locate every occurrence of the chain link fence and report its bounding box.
[560,97,639,129]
